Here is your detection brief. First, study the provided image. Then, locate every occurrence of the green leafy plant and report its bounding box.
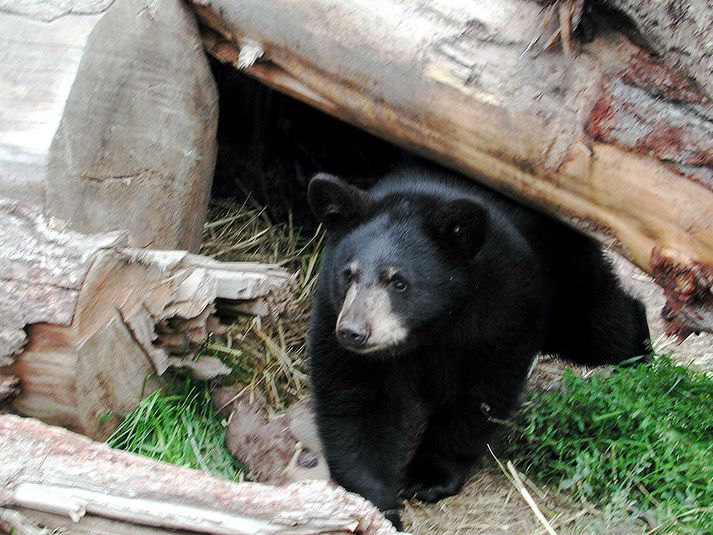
[108,377,242,481]
[507,356,713,533]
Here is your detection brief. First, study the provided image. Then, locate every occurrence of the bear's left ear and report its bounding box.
[428,198,488,257]
[308,173,373,231]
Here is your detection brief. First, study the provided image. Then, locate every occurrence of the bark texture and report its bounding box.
[603,0,713,97]
[0,414,397,534]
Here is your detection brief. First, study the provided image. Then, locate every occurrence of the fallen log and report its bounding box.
[0,414,397,534]
[194,0,713,336]
[0,199,294,439]
[0,0,217,251]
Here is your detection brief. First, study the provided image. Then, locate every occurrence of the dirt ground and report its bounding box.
[400,255,712,535]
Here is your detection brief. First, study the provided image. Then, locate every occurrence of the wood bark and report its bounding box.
[0,414,397,535]
[213,389,331,487]
[0,0,217,252]
[193,0,713,336]
[602,0,713,98]
[0,198,295,440]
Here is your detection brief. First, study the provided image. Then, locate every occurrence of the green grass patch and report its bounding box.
[507,356,713,533]
[108,377,242,481]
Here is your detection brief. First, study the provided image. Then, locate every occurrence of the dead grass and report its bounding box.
[401,468,640,535]
[200,198,323,411]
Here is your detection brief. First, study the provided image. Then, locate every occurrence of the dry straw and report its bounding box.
[200,198,323,411]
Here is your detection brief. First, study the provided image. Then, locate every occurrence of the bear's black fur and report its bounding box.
[307,163,649,529]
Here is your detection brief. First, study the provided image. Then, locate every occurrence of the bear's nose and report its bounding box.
[337,322,370,348]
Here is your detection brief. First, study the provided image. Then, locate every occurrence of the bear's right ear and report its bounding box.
[308,173,373,231]
[428,198,489,258]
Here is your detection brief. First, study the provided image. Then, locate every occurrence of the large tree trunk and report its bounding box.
[194,0,713,337]
[0,199,294,439]
[0,414,396,534]
[0,0,217,252]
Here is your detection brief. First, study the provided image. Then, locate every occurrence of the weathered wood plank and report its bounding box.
[0,414,397,534]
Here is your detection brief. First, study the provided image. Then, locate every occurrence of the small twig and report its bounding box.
[523,4,557,56]
[635,481,660,508]
[542,26,561,51]
[488,447,558,535]
[506,462,558,535]
[558,1,573,58]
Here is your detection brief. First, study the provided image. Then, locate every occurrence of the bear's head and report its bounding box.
[308,173,488,357]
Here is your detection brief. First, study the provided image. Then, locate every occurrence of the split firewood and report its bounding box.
[0,199,295,439]
[0,414,397,535]
[193,0,713,336]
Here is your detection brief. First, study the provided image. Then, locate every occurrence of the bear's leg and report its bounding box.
[318,407,426,531]
[401,438,477,503]
[400,405,494,503]
[400,370,529,504]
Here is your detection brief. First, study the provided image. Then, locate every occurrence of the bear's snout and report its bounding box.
[336,320,370,349]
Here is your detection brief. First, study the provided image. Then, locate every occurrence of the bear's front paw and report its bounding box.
[399,475,464,503]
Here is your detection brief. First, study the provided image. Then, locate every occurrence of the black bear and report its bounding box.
[307,163,649,530]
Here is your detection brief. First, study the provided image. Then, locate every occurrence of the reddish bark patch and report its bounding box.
[585,82,615,141]
[585,73,712,186]
[651,249,713,339]
[633,122,713,168]
[621,53,707,104]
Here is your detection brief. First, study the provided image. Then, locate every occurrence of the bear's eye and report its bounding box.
[390,275,408,292]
